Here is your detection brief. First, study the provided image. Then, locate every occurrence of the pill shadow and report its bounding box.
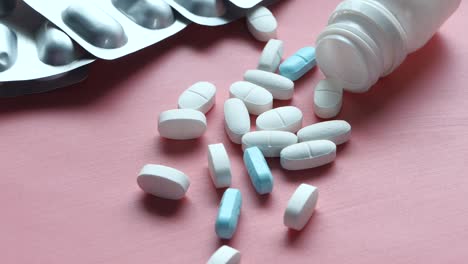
[226,140,244,157]
[268,158,336,183]
[284,210,322,247]
[181,22,265,52]
[273,98,294,108]
[213,214,244,249]
[293,66,319,89]
[238,157,275,208]
[335,141,352,156]
[139,193,188,218]
[157,137,205,156]
[183,0,289,53]
[208,175,227,205]
[339,34,450,127]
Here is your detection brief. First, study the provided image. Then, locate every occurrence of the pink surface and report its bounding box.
[1,1,468,263]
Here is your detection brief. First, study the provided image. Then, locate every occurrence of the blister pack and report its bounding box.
[0,66,89,97]
[164,0,277,26]
[0,1,94,89]
[23,0,190,60]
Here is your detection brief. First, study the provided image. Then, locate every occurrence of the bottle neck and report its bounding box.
[316,0,408,93]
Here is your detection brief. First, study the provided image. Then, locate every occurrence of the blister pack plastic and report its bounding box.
[164,0,277,26]
[0,1,93,92]
[23,0,190,60]
[0,66,89,97]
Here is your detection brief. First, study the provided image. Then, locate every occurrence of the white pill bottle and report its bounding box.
[315,0,461,93]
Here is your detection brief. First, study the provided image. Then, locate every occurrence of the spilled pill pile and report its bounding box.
[139,6,352,263]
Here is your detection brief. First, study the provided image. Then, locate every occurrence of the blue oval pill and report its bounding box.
[279,46,316,81]
[215,188,242,239]
[243,147,274,195]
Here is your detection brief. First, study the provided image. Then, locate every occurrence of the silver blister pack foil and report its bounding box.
[24,0,190,60]
[0,1,93,86]
[163,0,277,26]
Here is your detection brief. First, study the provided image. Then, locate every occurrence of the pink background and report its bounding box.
[1,0,468,263]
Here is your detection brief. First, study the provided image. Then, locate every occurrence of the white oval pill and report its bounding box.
[208,143,232,188]
[229,81,273,115]
[280,140,336,170]
[284,184,318,231]
[158,109,207,140]
[207,245,241,264]
[258,39,283,72]
[298,120,351,145]
[178,81,216,114]
[256,106,303,133]
[246,6,277,42]
[242,131,298,157]
[224,98,250,144]
[314,79,343,119]
[244,69,294,100]
[137,164,190,200]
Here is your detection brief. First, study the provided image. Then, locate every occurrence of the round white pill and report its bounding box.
[207,245,241,264]
[158,109,207,140]
[314,79,343,119]
[280,140,336,170]
[208,143,232,188]
[284,184,318,231]
[178,81,216,114]
[244,69,294,100]
[258,39,283,72]
[298,120,351,145]
[229,81,273,115]
[137,164,190,200]
[246,6,277,42]
[242,131,298,157]
[224,98,250,144]
[256,106,303,133]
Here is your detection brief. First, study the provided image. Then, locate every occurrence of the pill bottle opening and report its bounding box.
[316,28,381,93]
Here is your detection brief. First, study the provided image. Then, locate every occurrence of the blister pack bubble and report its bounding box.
[23,0,190,60]
[163,0,277,26]
[0,0,94,94]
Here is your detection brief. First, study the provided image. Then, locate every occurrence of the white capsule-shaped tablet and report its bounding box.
[208,143,232,188]
[207,245,241,264]
[242,131,298,157]
[297,120,351,145]
[246,6,277,42]
[137,164,190,200]
[158,109,207,140]
[280,140,336,170]
[258,39,283,72]
[314,79,343,119]
[256,106,303,133]
[224,98,250,144]
[229,81,273,115]
[178,81,216,114]
[284,184,318,231]
[244,69,294,100]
